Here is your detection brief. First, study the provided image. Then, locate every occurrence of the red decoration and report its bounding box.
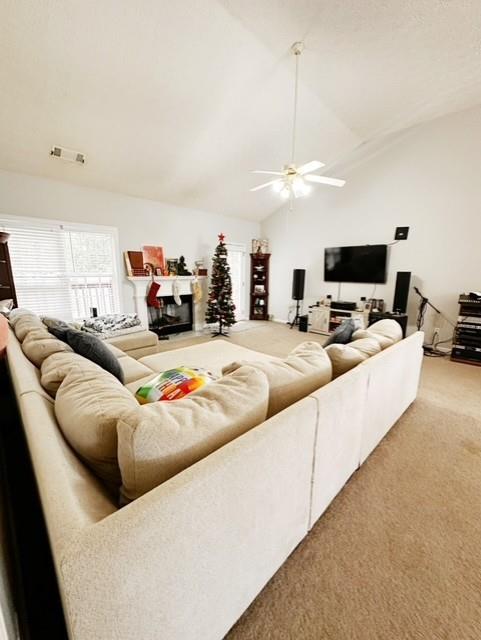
[218,233,225,243]
[147,281,161,309]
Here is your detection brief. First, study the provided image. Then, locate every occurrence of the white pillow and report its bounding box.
[117,366,269,503]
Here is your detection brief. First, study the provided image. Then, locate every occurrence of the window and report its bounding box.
[1,218,120,320]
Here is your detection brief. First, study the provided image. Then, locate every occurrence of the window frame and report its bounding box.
[0,214,122,319]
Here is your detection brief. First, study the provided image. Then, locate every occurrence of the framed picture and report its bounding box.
[166,258,178,276]
[251,238,269,254]
[142,245,165,272]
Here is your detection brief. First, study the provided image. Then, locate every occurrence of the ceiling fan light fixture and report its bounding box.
[250,41,345,198]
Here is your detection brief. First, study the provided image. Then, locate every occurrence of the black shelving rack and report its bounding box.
[451,294,481,366]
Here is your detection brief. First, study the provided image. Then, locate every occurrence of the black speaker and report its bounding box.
[393,271,411,314]
[292,269,306,301]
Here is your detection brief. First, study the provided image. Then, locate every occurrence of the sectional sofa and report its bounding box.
[5,312,424,640]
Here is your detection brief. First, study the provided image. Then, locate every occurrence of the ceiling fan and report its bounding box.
[251,42,346,199]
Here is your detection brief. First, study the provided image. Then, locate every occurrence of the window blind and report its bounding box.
[2,219,120,320]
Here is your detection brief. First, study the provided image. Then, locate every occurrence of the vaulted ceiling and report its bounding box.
[1,0,481,221]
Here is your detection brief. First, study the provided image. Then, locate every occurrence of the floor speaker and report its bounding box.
[393,271,411,314]
[292,269,306,301]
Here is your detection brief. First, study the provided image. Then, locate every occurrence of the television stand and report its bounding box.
[308,304,369,335]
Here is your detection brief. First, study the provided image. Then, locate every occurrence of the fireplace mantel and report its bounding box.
[127,276,208,331]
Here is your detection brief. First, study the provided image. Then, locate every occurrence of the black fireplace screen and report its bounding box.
[148,294,193,336]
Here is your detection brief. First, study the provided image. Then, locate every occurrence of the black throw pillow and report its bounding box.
[48,327,124,383]
[324,318,357,347]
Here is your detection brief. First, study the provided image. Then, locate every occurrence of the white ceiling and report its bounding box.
[1,0,481,221]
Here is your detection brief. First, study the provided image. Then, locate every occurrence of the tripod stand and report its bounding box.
[289,299,302,329]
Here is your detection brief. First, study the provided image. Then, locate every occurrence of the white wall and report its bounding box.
[262,105,481,341]
[0,171,259,317]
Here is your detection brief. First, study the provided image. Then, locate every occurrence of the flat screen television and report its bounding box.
[324,244,388,284]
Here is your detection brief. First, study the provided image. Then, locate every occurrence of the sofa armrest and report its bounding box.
[58,396,317,640]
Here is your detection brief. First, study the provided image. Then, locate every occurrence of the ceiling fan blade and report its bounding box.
[250,178,284,192]
[251,170,285,175]
[305,174,346,187]
[297,160,325,175]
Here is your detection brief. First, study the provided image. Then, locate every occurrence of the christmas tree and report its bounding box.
[205,233,236,337]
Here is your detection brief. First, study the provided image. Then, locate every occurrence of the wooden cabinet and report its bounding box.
[308,304,369,335]
[249,253,270,321]
[0,233,17,307]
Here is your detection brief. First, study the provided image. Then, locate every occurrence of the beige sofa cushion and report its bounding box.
[221,341,332,418]
[106,330,158,356]
[13,313,45,342]
[367,318,403,343]
[325,343,367,378]
[348,337,382,359]
[117,355,155,385]
[117,366,269,502]
[55,362,138,490]
[326,337,382,378]
[22,327,73,368]
[40,351,102,397]
[351,328,393,349]
[105,343,125,358]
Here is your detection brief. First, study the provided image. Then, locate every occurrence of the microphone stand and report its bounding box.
[412,286,444,354]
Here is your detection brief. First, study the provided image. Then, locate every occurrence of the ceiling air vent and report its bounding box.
[50,146,86,164]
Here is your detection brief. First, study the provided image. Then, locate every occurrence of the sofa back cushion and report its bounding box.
[351,328,393,349]
[366,318,403,343]
[13,313,45,342]
[55,362,138,491]
[325,343,366,378]
[326,337,382,378]
[117,366,269,503]
[22,327,73,368]
[222,341,332,418]
[40,351,103,397]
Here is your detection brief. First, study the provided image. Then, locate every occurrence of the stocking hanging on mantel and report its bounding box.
[192,279,203,304]
[205,233,236,337]
[147,280,161,309]
[172,279,182,306]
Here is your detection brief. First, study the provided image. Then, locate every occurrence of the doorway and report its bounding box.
[225,243,246,321]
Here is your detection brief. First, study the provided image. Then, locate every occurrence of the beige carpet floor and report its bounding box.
[170,322,481,639]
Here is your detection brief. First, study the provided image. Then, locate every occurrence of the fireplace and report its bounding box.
[148,294,193,336]
[127,276,207,332]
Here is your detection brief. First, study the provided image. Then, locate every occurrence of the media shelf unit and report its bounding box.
[451,294,481,366]
[249,253,270,321]
[308,304,369,335]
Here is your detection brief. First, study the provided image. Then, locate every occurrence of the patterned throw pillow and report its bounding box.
[135,367,217,404]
